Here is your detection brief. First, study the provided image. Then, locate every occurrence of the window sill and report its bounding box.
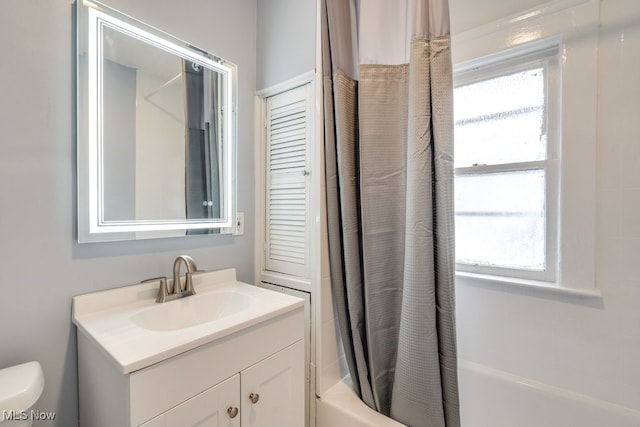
[455,271,602,299]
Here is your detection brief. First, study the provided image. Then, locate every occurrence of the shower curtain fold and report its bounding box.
[322,1,459,426]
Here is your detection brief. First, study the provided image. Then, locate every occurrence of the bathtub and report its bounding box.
[317,361,640,427]
[316,376,406,427]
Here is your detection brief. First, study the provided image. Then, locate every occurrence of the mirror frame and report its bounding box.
[76,0,237,242]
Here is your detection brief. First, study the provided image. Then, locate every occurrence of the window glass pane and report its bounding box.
[455,170,546,270]
[454,68,546,167]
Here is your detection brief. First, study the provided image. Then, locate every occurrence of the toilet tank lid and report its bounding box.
[0,362,44,418]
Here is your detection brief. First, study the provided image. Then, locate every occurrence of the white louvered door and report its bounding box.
[264,84,312,278]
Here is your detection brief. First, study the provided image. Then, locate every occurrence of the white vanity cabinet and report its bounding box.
[77,311,304,427]
[140,341,304,427]
[73,270,306,427]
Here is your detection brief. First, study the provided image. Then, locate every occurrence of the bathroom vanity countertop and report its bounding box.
[72,268,304,374]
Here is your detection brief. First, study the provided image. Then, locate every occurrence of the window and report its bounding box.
[453,45,559,282]
[451,0,600,295]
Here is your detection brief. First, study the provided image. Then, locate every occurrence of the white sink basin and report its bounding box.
[131,289,256,331]
[72,268,304,373]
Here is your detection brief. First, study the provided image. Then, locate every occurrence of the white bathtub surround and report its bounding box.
[449,0,640,424]
[322,0,459,425]
[459,360,640,427]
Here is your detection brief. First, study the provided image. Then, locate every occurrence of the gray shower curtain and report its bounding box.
[183,59,220,232]
[322,1,460,426]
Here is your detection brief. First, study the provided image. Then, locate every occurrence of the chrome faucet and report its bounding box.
[172,255,197,295]
[142,255,198,303]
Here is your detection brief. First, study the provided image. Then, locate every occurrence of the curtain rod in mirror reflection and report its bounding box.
[76,0,237,242]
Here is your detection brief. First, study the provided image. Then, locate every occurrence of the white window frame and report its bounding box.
[454,42,561,283]
[452,0,600,296]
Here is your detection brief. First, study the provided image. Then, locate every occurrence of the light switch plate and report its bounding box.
[234,212,244,235]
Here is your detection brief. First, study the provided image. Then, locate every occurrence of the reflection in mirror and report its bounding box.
[77,1,236,242]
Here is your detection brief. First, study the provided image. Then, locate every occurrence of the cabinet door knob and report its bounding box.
[249,393,260,404]
[227,406,239,418]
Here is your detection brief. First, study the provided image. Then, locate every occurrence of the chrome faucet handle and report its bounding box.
[141,276,169,303]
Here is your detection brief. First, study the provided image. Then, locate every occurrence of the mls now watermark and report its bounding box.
[2,409,56,421]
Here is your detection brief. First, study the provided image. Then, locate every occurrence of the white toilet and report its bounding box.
[0,362,45,427]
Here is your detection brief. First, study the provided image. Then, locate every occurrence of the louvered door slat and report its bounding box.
[265,84,311,278]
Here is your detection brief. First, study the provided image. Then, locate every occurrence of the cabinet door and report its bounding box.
[241,340,305,427]
[140,374,240,427]
[264,84,313,278]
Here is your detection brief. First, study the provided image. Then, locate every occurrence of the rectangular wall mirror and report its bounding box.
[76,0,237,242]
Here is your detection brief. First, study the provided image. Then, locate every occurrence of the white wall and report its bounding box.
[135,70,186,223]
[256,0,316,91]
[0,1,256,426]
[450,0,640,421]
